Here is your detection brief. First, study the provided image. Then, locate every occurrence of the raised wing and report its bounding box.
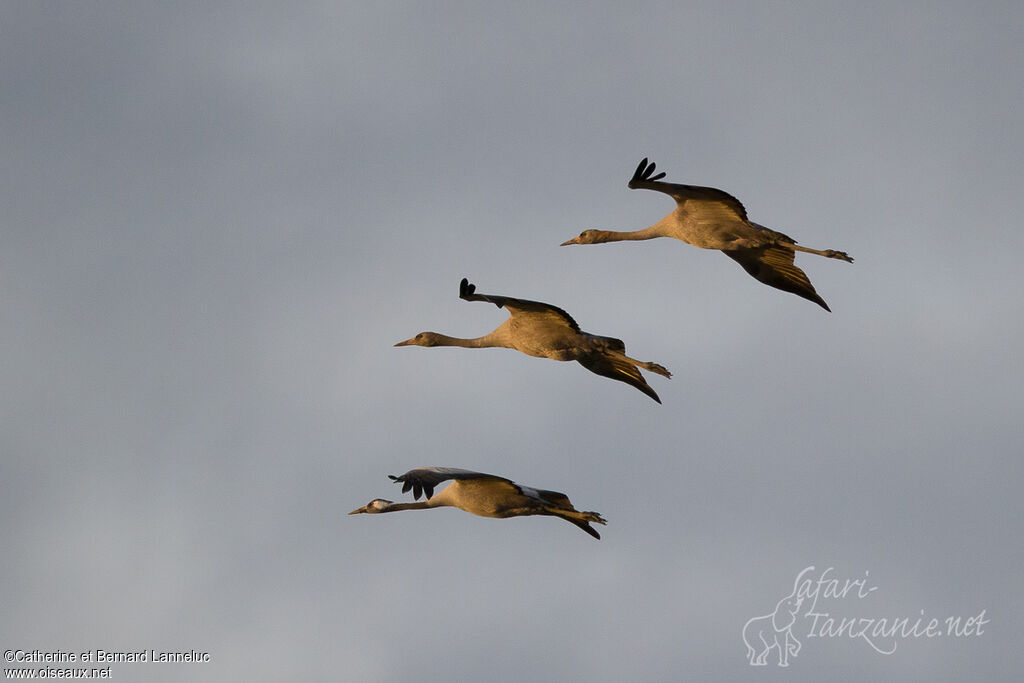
[389,466,512,500]
[723,246,830,311]
[459,278,581,333]
[628,157,748,222]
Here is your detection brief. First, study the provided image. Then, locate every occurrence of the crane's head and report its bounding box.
[349,499,393,514]
[394,332,442,347]
[560,229,604,246]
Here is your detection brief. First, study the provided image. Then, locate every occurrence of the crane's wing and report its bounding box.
[389,466,513,500]
[627,157,749,222]
[723,246,830,311]
[459,278,581,333]
[576,353,662,403]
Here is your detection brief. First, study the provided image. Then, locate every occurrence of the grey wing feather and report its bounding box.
[665,184,748,221]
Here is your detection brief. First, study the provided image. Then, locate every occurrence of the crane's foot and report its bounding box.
[643,362,672,378]
[825,249,854,263]
[583,511,607,525]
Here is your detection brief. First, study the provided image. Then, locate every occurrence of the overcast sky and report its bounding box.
[2,3,1022,681]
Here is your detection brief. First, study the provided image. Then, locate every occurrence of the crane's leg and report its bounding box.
[787,243,854,262]
[623,355,671,378]
[554,509,607,539]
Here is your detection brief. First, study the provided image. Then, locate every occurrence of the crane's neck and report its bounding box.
[384,500,441,512]
[430,331,511,349]
[593,218,672,242]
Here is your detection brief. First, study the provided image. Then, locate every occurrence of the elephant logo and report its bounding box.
[742,569,810,667]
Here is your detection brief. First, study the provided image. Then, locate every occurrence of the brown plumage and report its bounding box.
[395,278,670,403]
[349,467,607,539]
[561,158,853,311]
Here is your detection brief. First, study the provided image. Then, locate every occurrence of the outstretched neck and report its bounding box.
[384,500,438,512]
[594,219,672,243]
[430,329,511,349]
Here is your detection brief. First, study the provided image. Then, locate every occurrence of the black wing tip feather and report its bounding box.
[459,277,475,299]
[632,157,648,179]
[389,473,433,500]
[630,157,667,186]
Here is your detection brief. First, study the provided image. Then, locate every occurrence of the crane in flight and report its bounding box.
[395,278,670,402]
[350,467,608,539]
[561,158,853,311]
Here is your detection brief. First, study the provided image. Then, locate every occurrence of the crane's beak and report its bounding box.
[560,236,580,246]
[349,505,368,514]
[393,337,414,347]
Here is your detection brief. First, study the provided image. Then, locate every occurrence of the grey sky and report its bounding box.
[2,3,1021,681]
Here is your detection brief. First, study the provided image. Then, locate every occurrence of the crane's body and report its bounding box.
[350,467,607,539]
[561,158,853,311]
[395,278,670,402]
